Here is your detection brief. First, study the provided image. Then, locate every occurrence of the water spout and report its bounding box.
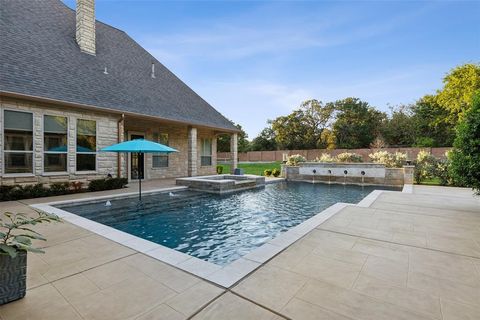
[361,171,366,187]
[328,169,332,184]
[105,200,112,207]
[312,169,316,184]
[343,170,348,185]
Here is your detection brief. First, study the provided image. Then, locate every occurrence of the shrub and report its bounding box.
[414,150,438,183]
[436,156,451,186]
[263,169,272,177]
[0,183,72,201]
[49,182,70,195]
[88,177,128,192]
[216,165,223,174]
[272,168,281,177]
[369,151,407,168]
[336,152,363,163]
[449,92,480,193]
[286,154,306,166]
[315,153,336,162]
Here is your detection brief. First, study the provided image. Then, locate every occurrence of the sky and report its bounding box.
[64,0,479,138]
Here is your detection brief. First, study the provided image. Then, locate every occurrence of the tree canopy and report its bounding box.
[449,91,480,193]
[271,99,335,150]
[216,123,250,153]
[230,63,480,151]
[331,98,385,149]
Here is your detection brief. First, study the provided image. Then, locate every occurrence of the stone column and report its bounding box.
[230,133,238,174]
[188,127,197,176]
[403,165,415,184]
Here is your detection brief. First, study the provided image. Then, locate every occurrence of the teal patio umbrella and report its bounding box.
[101,139,178,201]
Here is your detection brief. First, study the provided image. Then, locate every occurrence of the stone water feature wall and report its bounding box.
[283,163,414,187]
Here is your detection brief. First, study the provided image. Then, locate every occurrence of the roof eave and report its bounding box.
[0,90,240,133]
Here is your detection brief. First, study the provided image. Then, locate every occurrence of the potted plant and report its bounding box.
[0,211,60,305]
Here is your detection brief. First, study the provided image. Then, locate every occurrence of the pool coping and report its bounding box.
[30,183,394,288]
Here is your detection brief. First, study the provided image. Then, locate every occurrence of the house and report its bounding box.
[0,0,239,186]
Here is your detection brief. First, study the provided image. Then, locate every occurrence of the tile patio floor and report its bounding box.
[0,184,479,319]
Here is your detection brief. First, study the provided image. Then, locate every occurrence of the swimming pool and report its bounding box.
[57,182,399,265]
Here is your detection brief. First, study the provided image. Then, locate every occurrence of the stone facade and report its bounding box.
[0,96,222,186]
[76,0,96,55]
[283,162,409,187]
[196,128,217,176]
[0,97,118,186]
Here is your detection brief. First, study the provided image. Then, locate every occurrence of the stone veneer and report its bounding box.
[0,97,118,186]
[76,0,96,55]
[123,119,217,179]
[284,162,408,187]
[0,97,220,186]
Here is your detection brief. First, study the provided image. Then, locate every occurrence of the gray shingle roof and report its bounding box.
[0,0,238,131]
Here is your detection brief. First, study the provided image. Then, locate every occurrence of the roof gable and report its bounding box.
[0,0,237,131]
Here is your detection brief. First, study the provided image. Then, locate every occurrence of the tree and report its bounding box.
[331,98,386,149]
[380,105,416,147]
[216,123,250,152]
[436,63,480,123]
[411,95,455,147]
[271,99,335,150]
[449,91,480,193]
[250,126,277,151]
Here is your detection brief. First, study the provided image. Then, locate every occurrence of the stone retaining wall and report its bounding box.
[283,162,410,187]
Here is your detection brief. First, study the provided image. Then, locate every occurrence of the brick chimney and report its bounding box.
[76,0,96,55]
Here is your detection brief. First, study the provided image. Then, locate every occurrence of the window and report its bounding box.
[3,110,33,174]
[76,119,96,171]
[201,138,212,166]
[44,115,67,172]
[152,132,169,168]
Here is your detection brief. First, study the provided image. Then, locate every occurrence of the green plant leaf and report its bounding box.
[0,244,17,258]
[25,247,45,254]
[12,235,33,246]
[14,233,46,241]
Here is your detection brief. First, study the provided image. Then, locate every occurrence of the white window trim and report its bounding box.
[42,114,69,175]
[74,118,98,174]
[1,108,35,177]
[200,138,213,167]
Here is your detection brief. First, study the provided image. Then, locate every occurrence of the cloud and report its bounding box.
[195,63,445,138]
[196,80,314,137]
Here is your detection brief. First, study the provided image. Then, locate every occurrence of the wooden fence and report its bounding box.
[217,147,451,162]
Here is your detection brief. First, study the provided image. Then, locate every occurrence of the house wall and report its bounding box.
[123,120,218,179]
[0,96,220,186]
[0,96,119,186]
[196,128,217,176]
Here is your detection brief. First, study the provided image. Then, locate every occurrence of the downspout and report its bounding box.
[117,114,125,178]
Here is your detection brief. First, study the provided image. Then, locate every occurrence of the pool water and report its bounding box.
[58,182,399,265]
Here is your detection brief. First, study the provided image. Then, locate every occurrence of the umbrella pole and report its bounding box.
[138,152,142,201]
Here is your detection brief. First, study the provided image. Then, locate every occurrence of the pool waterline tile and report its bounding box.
[30,186,384,288]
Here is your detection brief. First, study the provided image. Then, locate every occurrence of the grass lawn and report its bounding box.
[417,177,443,185]
[218,162,282,176]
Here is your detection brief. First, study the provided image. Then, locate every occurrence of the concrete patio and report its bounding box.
[0,185,479,319]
